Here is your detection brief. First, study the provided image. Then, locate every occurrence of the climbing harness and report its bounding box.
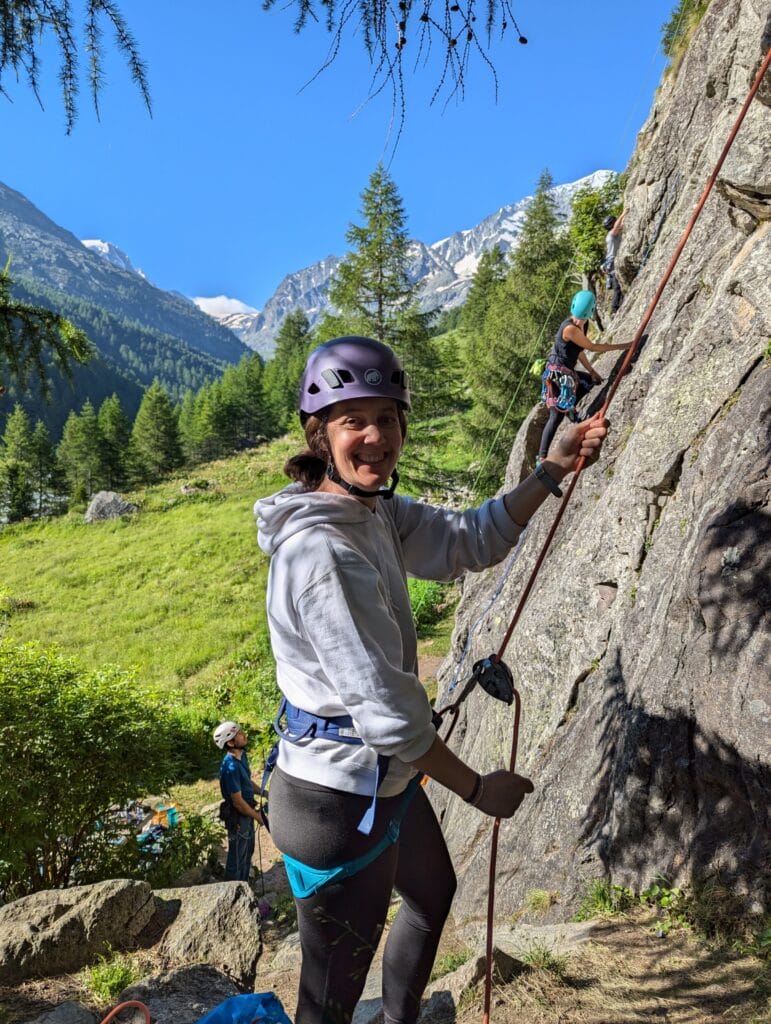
[260,696,391,836]
[462,48,769,1024]
[281,773,424,898]
[259,698,433,898]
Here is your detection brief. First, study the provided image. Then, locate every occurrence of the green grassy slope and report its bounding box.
[1,437,298,691]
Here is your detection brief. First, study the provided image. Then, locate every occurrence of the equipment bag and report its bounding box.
[195,993,292,1024]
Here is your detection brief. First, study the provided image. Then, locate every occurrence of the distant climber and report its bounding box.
[538,290,631,464]
[214,721,260,882]
[602,209,627,313]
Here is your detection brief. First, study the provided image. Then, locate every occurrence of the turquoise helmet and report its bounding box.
[570,290,596,320]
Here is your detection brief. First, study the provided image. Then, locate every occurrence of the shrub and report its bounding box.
[84,948,140,1002]
[573,878,635,921]
[661,0,711,63]
[408,578,451,636]
[0,639,180,899]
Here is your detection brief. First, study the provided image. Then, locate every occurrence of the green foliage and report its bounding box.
[98,394,131,490]
[407,578,452,637]
[140,813,221,888]
[641,872,755,944]
[0,638,180,898]
[520,940,569,978]
[57,399,104,499]
[328,164,415,344]
[261,311,312,435]
[0,2,150,132]
[661,0,711,60]
[83,948,141,1003]
[573,878,636,920]
[526,888,560,915]
[0,404,34,521]
[0,266,92,399]
[464,170,572,491]
[129,380,183,483]
[429,946,472,981]
[568,173,626,277]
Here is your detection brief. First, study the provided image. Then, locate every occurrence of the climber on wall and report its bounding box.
[538,290,631,465]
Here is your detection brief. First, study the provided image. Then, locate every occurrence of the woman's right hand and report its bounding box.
[474,770,534,818]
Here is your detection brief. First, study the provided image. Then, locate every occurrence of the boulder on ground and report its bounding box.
[27,1003,98,1024]
[84,491,138,522]
[152,881,262,988]
[0,879,154,984]
[120,965,239,1024]
[419,946,522,1020]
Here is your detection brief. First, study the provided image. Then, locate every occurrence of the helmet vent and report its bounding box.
[338,369,354,383]
[321,369,344,389]
[307,383,320,394]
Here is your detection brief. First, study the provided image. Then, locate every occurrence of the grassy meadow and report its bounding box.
[1,437,299,693]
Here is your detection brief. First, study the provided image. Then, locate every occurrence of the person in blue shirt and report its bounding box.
[214,721,260,882]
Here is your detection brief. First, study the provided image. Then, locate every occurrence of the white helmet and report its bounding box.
[213,721,241,749]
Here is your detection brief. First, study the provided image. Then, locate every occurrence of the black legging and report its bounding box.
[268,766,457,1024]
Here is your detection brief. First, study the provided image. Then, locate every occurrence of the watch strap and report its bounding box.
[535,462,564,498]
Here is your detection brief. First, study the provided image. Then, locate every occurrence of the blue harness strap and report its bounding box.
[281,773,423,899]
[260,698,390,836]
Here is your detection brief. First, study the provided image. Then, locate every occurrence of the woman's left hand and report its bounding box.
[552,413,609,472]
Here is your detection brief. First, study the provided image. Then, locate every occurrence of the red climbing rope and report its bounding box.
[98,1000,151,1024]
[480,45,771,1024]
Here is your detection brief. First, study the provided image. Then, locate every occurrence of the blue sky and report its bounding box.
[5,0,676,310]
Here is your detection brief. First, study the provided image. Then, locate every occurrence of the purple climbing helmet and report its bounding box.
[298,336,411,416]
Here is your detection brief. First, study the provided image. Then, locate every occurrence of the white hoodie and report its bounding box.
[255,485,523,798]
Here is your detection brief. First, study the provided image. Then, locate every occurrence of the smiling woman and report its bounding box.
[253,333,609,1022]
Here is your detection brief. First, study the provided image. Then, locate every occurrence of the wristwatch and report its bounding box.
[534,462,564,498]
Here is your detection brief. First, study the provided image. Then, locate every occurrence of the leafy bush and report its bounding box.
[408,578,452,637]
[0,639,181,899]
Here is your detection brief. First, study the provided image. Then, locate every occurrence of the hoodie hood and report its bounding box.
[255,484,373,556]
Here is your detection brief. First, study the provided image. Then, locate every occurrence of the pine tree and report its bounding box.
[465,171,573,491]
[326,166,445,423]
[328,164,415,344]
[0,404,34,521]
[262,311,312,434]
[98,394,131,490]
[129,381,183,483]
[0,2,150,133]
[1,268,92,400]
[29,420,56,517]
[56,400,104,501]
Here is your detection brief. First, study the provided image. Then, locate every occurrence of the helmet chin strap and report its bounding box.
[326,462,400,500]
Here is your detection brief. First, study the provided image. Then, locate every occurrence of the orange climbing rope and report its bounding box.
[473,45,771,1023]
[98,1000,151,1024]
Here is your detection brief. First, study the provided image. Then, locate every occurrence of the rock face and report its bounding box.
[152,881,262,988]
[0,880,154,983]
[435,0,770,923]
[84,491,138,522]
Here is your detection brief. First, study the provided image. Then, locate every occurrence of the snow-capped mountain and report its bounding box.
[81,239,151,282]
[227,171,611,357]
